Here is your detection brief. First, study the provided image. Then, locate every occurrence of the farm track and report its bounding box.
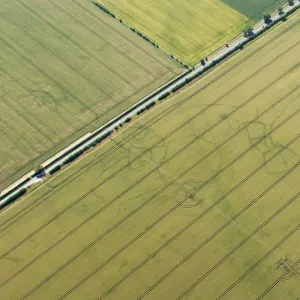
[1,4,299,201]
[1,58,299,248]
[1,24,299,229]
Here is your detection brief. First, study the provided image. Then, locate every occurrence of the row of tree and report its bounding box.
[0,189,27,210]
[243,1,296,38]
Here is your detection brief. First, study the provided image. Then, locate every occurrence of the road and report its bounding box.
[0,0,299,208]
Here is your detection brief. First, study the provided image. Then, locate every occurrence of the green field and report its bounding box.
[1,11,300,300]
[97,0,249,65]
[222,0,287,20]
[97,0,287,65]
[0,0,181,191]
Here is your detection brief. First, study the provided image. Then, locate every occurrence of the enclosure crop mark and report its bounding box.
[174,180,205,208]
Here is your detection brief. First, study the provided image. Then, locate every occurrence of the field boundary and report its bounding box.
[2,41,298,230]
[205,2,293,61]
[90,0,190,69]
[92,0,298,68]
[0,1,299,210]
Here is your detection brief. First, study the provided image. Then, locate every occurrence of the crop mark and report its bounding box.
[217,228,300,299]
[0,67,169,188]
[95,141,300,300]
[0,46,298,272]
[176,192,300,300]
[19,97,300,300]
[1,10,299,197]
[0,82,295,298]
[30,90,58,111]
[0,93,55,144]
[0,29,300,300]
[0,35,98,117]
[138,161,300,300]
[257,257,300,300]
[0,63,76,131]
[1,64,297,261]
[173,180,205,208]
[219,94,300,176]
[1,29,298,233]
[273,257,300,281]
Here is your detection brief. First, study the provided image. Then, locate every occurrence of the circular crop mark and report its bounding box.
[269,256,300,282]
[31,90,58,111]
[174,180,205,208]
[280,262,300,281]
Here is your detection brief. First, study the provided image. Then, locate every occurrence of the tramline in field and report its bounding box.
[0,11,299,300]
[0,0,181,191]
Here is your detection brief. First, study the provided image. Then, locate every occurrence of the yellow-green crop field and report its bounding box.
[1,11,300,300]
[0,0,181,191]
[97,0,287,65]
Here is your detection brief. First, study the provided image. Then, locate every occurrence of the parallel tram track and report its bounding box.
[1,23,299,229]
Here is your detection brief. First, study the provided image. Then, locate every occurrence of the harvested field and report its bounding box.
[1,11,300,300]
[0,0,181,191]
